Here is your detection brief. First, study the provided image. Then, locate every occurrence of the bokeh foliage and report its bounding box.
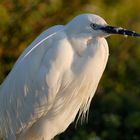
[0,0,140,140]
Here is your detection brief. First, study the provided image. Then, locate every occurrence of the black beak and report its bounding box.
[100,25,140,37]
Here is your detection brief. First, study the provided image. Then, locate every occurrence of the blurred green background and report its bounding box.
[0,0,140,140]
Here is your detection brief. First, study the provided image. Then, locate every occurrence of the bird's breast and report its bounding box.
[39,38,109,137]
[71,37,109,77]
[55,37,109,119]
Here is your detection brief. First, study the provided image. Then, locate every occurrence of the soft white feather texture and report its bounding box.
[0,14,109,140]
[0,25,64,138]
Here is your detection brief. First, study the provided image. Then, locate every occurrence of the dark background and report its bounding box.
[0,0,140,140]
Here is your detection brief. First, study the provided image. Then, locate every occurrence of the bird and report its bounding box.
[0,13,140,140]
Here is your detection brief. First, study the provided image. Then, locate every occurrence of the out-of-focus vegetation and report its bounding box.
[0,0,140,140]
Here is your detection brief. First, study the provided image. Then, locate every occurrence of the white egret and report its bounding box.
[0,13,140,140]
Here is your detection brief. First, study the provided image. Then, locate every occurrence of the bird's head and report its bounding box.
[65,14,140,38]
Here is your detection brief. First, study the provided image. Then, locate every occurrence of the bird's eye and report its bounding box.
[90,23,97,28]
[90,23,98,30]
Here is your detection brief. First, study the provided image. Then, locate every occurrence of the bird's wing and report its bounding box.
[14,25,64,66]
[0,25,73,136]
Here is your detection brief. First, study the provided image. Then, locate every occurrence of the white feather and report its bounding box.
[0,14,109,140]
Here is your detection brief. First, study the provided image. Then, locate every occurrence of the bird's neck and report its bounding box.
[67,34,92,56]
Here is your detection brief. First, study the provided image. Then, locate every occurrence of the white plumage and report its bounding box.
[0,13,139,140]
